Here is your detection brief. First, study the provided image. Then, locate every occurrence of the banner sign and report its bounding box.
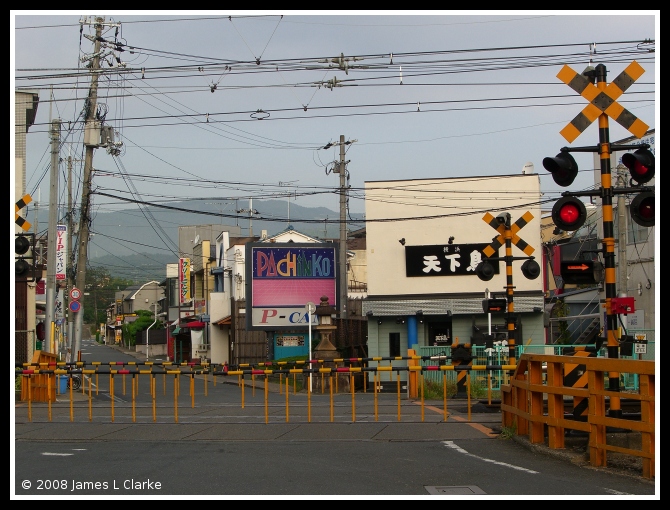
[179,257,191,304]
[55,224,67,280]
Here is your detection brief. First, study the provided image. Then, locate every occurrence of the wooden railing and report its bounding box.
[501,353,655,479]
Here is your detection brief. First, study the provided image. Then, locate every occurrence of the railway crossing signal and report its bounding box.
[482,298,507,314]
[630,191,654,227]
[560,259,603,285]
[15,194,32,231]
[552,196,588,232]
[557,61,649,143]
[622,148,655,185]
[15,232,36,282]
[550,60,653,420]
[543,151,579,187]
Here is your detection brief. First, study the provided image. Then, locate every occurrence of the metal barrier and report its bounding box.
[15,359,513,425]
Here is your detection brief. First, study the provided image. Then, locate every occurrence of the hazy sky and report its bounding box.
[13,12,658,228]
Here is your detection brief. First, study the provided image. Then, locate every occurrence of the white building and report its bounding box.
[362,174,546,387]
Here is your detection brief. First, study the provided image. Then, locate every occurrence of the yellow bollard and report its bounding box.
[241,375,245,409]
[88,374,93,422]
[204,372,208,397]
[132,375,136,422]
[350,372,355,422]
[191,374,195,409]
[264,376,269,424]
[467,372,472,422]
[152,375,156,422]
[373,372,378,421]
[307,374,311,423]
[123,373,126,395]
[329,373,334,422]
[420,372,425,422]
[285,373,289,423]
[396,372,401,422]
[173,373,178,423]
[443,371,448,422]
[110,374,115,423]
[96,372,99,395]
[69,374,74,422]
[47,373,52,422]
[27,374,32,422]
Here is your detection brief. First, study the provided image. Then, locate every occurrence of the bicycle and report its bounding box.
[67,373,82,391]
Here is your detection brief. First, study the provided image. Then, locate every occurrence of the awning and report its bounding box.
[182,320,206,329]
[215,315,232,326]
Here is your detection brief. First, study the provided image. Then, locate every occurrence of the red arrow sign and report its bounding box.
[565,264,590,271]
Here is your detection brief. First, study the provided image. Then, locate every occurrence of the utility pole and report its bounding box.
[237,198,259,237]
[44,119,61,354]
[322,136,356,320]
[338,135,347,319]
[73,17,104,360]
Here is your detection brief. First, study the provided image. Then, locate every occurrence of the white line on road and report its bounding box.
[442,440,539,474]
[41,452,74,456]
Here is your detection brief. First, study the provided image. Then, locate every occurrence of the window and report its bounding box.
[389,333,400,357]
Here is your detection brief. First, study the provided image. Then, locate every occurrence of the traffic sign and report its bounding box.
[70,287,82,300]
[69,300,81,312]
[560,259,602,285]
[557,61,648,143]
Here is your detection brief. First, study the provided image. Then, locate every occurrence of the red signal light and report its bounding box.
[630,191,654,227]
[552,196,588,232]
[622,148,654,184]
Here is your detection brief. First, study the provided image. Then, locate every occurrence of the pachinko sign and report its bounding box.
[246,243,338,330]
[179,257,191,304]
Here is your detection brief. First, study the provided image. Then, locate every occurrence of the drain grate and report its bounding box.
[425,485,486,495]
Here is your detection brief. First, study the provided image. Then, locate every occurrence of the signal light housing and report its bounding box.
[520,259,541,280]
[482,298,507,314]
[475,260,496,281]
[15,233,36,281]
[543,151,579,187]
[560,259,603,285]
[552,196,588,232]
[622,148,655,184]
[630,191,654,227]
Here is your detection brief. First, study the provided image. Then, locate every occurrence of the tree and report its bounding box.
[83,266,134,326]
[122,309,164,347]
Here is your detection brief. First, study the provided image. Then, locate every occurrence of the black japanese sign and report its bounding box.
[405,243,500,277]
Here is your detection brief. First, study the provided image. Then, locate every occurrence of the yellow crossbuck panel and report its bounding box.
[482,211,534,258]
[15,194,32,231]
[557,61,649,143]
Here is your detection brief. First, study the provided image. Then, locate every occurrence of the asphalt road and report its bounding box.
[13,339,658,499]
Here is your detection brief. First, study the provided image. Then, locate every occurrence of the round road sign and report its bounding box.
[70,287,82,300]
[69,300,81,312]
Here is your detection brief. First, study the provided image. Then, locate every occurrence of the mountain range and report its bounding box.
[28,199,365,282]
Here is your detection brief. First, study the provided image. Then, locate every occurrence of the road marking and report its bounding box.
[442,440,539,474]
[603,488,633,495]
[41,452,74,456]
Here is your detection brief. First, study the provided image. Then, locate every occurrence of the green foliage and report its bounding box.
[83,266,134,326]
[552,299,572,344]
[121,309,164,347]
[500,423,517,440]
[421,378,501,400]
